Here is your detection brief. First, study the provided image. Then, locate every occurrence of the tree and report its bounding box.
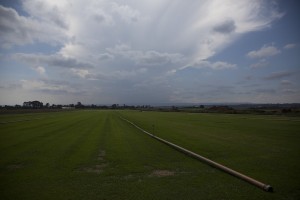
[111,104,118,109]
[76,102,83,108]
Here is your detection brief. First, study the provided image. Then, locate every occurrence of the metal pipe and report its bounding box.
[120,116,273,192]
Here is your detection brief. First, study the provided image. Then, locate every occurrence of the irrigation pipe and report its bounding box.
[120,116,273,192]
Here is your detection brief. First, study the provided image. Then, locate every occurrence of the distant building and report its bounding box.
[62,106,75,109]
[23,101,43,108]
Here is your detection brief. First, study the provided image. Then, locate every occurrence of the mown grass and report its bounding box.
[120,110,300,199]
[0,110,299,199]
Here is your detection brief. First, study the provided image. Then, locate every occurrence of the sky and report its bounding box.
[0,0,299,105]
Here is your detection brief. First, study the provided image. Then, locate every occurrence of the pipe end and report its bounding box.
[264,185,273,192]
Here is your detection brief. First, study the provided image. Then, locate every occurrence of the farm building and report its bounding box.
[23,101,43,108]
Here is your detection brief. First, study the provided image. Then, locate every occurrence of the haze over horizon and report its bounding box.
[1,0,300,105]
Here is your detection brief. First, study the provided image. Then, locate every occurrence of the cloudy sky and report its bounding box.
[0,0,299,105]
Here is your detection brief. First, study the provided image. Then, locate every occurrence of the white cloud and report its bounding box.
[31,66,46,75]
[5,0,281,64]
[284,43,296,49]
[21,79,70,93]
[247,45,281,59]
[107,44,184,66]
[250,59,269,69]
[182,60,236,71]
[188,0,283,62]
[71,69,91,79]
[210,61,237,70]
[0,5,66,47]
[111,2,141,23]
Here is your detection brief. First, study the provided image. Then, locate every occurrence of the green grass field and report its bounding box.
[0,110,299,199]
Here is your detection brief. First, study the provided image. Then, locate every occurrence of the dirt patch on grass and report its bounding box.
[123,174,135,180]
[6,164,24,170]
[79,149,108,174]
[97,150,106,161]
[81,163,108,174]
[82,167,103,174]
[150,170,175,177]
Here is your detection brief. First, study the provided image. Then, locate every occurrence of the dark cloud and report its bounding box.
[264,71,294,80]
[255,88,276,94]
[0,82,22,90]
[280,80,292,86]
[20,79,87,95]
[213,19,236,34]
[282,89,297,94]
[98,53,114,60]
[93,14,106,23]
[14,53,94,69]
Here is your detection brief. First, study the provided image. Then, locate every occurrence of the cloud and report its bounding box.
[107,44,184,65]
[70,66,148,81]
[4,0,282,62]
[169,85,236,104]
[250,59,269,69]
[0,1,288,104]
[31,66,46,75]
[282,89,297,94]
[213,19,236,34]
[255,88,276,94]
[14,53,94,69]
[71,69,91,79]
[111,68,148,79]
[284,43,296,49]
[208,61,237,70]
[280,80,292,86]
[0,82,22,90]
[22,0,69,29]
[0,5,66,48]
[20,79,84,95]
[182,60,236,71]
[98,53,114,61]
[188,0,283,61]
[110,2,141,23]
[264,71,294,80]
[247,45,281,59]
[2,0,283,64]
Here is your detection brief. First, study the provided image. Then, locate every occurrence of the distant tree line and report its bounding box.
[1,101,299,116]
[0,100,153,110]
